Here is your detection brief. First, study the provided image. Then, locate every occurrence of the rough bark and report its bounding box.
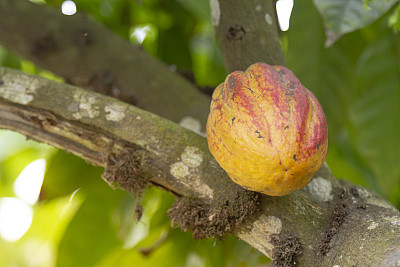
[211,0,286,72]
[1,68,400,266]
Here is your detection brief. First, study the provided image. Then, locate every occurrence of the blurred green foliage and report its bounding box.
[286,0,400,205]
[0,0,399,266]
[313,0,398,46]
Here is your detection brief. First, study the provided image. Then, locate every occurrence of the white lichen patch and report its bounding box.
[259,215,282,234]
[294,199,306,215]
[304,177,333,202]
[179,116,205,136]
[255,4,262,12]
[355,187,372,199]
[367,221,379,230]
[384,216,400,227]
[265,13,273,25]
[250,215,282,252]
[365,198,397,211]
[0,73,40,104]
[181,146,203,168]
[105,102,126,122]
[170,146,212,198]
[210,0,220,26]
[235,215,282,258]
[352,186,397,211]
[192,179,213,199]
[72,91,100,119]
[170,162,190,179]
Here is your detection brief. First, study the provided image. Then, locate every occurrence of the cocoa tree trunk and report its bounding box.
[0,0,400,266]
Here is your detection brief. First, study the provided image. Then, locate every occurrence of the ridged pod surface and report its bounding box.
[206,63,328,196]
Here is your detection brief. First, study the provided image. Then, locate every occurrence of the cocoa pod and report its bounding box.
[206,63,328,196]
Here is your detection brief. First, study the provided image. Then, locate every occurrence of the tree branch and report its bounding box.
[0,0,211,128]
[1,67,400,266]
[211,0,286,72]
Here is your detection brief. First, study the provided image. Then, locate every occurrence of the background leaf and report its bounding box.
[313,0,398,46]
[287,0,400,203]
[41,150,105,200]
[56,182,125,267]
[348,24,400,203]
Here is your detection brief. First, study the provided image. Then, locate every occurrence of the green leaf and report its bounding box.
[0,46,21,69]
[29,194,82,244]
[175,0,211,21]
[388,4,400,31]
[155,1,196,70]
[56,186,126,267]
[348,24,400,199]
[288,0,400,205]
[113,188,174,249]
[41,150,104,200]
[96,187,268,266]
[313,0,398,46]
[0,130,54,197]
[191,25,226,87]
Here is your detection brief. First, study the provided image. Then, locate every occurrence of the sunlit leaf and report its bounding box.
[56,186,126,267]
[388,4,400,31]
[96,187,268,266]
[0,46,21,69]
[0,192,81,267]
[41,150,104,200]
[0,145,52,198]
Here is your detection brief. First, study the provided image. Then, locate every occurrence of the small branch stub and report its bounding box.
[102,145,148,195]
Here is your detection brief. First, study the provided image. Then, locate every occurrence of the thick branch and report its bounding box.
[211,0,286,72]
[1,67,400,266]
[0,0,211,128]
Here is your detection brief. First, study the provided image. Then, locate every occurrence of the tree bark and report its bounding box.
[1,67,400,266]
[212,0,286,72]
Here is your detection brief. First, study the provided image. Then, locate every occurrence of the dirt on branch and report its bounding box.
[168,190,260,239]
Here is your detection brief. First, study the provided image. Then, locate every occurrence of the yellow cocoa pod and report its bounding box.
[206,63,328,196]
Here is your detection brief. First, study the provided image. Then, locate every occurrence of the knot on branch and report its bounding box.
[168,190,259,239]
[102,146,148,195]
[227,25,246,41]
[32,33,57,59]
